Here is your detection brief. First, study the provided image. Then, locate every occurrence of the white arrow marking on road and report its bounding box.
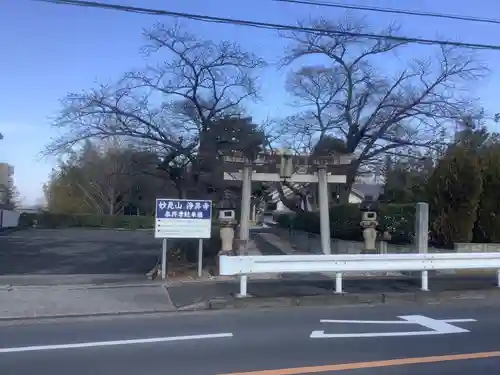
[310,315,476,339]
[0,333,233,354]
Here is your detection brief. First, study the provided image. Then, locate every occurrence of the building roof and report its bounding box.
[351,183,384,200]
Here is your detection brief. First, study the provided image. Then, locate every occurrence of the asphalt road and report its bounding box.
[0,302,499,374]
[0,228,161,275]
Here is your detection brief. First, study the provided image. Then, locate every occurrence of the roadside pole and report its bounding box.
[317,166,331,254]
[239,164,253,248]
[415,202,429,254]
[198,239,203,278]
[161,239,167,280]
[239,164,253,291]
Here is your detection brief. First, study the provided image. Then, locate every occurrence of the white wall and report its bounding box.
[0,210,20,228]
[348,194,362,204]
[275,192,362,211]
[276,201,292,212]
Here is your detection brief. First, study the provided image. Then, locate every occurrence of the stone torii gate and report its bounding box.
[222,150,353,255]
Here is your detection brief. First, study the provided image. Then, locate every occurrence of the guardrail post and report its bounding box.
[497,270,500,288]
[237,275,248,298]
[421,270,429,291]
[335,272,343,294]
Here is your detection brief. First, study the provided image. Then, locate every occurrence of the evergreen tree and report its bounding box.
[427,145,482,247]
[474,142,500,242]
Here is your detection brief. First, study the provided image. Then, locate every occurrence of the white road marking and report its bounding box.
[311,315,477,339]
[401,315,473,334]
[311,330,453,338]
[319,318,476,324]
[0,333,233,354]
[320,319,410,324]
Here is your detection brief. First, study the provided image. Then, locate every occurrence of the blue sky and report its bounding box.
[1,0,500,205]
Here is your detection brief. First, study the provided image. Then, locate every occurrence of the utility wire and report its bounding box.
[273,0,500,26]
[32,0,500,51]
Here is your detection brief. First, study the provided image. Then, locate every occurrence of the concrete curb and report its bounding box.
[0,275,156,288]
[206,289,500,311]
[0,308,180,323]
[1,289,499,323]
[0,227,27,236]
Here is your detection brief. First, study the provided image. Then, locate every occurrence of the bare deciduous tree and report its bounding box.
[45,140,171,215]
[279,17,487,203]
[90,139,134,215]
[46,22,266,198]
[56,140,133,215]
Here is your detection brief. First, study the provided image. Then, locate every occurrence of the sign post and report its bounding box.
[155,198,212,280]
[161,238,167,280]
[198,239,203,278]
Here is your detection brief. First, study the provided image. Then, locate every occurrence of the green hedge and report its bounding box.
[19,212,154,229]
[276,204,415,244]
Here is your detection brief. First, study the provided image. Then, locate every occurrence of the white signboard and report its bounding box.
[155,198,212,239]
[310,315,476,339]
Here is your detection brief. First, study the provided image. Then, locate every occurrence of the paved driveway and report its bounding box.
[0,229,161,275]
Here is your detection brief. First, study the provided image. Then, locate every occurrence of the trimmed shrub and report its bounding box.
[19,212,154,229]
[329,204,362,241]
[380,204,415,244]
[276,203,415,244]
[273,210,292,223]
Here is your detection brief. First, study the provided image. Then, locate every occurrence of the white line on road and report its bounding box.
[319,318,476,324]
[0,333,233,354]
[320,319,409,324]
[310,330,452,338]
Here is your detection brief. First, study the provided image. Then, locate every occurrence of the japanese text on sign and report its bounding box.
[157,200,211,219]
[155,199,212,239]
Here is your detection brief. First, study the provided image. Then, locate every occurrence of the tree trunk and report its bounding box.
[171,179,185,199]
[276,182,303,213]
[337,166,358,204]
[107,188,115,215]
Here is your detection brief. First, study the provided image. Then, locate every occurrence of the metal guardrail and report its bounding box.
[219,253,500,297]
